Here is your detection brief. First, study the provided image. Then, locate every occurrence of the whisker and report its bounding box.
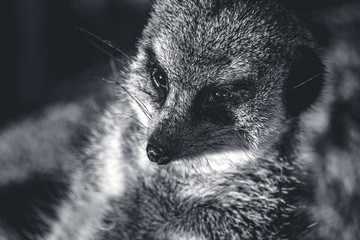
[95,76,119,85]
[95,75,152,119]
[110,59,152,119]
[114,113,148,130]
[291,73,321,90]
[120,87,152,119]
[74,26,133,61]
[89,39,122,62]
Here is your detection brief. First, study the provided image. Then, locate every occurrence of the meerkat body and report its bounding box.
[80,1,324,239]
[0,0,329,239]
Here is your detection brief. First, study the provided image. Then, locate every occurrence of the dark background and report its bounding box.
[0,0,355,127]
[0,0,151,127]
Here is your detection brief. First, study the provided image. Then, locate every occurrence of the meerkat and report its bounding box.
[0,0,328,239]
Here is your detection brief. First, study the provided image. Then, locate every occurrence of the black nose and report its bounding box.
[146,144,172,165]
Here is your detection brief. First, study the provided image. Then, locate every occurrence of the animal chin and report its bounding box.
[154,150,257,178]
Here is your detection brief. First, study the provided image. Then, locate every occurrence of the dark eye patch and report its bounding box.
[197,79,255,107]
[192,79,255,124]
[202,90,232,108]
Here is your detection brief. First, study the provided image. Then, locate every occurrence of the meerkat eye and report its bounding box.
[208,91,230,104]
[151,67,168,91]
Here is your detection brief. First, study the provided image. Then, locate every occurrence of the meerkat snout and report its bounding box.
[146,143,173,165]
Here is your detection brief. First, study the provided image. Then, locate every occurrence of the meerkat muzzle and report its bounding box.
[146,144,172,165]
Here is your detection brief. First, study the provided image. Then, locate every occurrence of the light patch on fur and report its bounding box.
[0,102,84,184]
[46,177,110,240]
[126,50,154,124]
[168,150,259,200]
[202,150,257,172]
[97,122,125,197]
[45,109,128,240]
[153,35,179,73]
[167,232,206,240]
[225,59,251,78]
[84,108,127,198]
[167,149,257,179]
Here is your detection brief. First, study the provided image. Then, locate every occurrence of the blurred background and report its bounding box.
[0,0,357,127]
[0,0,151,127]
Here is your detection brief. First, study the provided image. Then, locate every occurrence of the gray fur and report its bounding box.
[95,0,321,239]
[2,0,359,240]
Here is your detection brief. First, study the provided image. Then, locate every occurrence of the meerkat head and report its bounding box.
[123,0,324,171]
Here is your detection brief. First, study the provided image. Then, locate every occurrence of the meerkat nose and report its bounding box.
[146,144,172,165]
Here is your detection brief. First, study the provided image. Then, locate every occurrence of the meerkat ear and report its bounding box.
[285,46,324,117]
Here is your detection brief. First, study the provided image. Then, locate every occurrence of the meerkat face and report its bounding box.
[124,0,324,170]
